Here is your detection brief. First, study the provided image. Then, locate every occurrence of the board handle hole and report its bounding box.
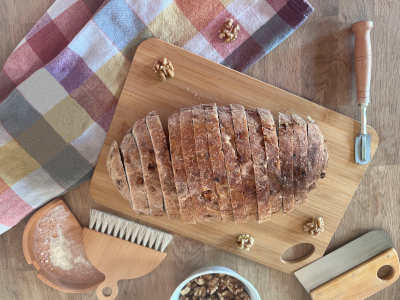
[377,265,394,281]
[102,287,113,297]
[281,243,315,264]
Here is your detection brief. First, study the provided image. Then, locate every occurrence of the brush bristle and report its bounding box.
[89,209,173,252]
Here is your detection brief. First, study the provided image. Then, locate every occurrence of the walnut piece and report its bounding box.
[304,216,325,237]
[153,57,174,81]
[179,273,250,299]
[236,233,255,251]
[218,18,240,43]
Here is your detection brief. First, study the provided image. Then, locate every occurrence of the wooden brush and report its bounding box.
[82,209,173,300]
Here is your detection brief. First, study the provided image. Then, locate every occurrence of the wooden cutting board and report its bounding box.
[90,38,379,273]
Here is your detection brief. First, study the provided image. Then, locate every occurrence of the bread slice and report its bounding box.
[257,108,282,214]
[106,140,131,203]
[306,117,328,191]
[180,108,208,222]
[203,104,233,221]
[132,118,164,216]
[246,108,271,222]
[292,114,308,205]
[278,113,295,213]
[146,112,180,218]
[230,104,258,219]
[192,105,221,220]
[120,131,150,215]
[168,113,195,223]
[218,106,247,223]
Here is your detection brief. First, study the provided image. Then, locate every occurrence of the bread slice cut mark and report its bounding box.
[306,117,328,192]
[292,114,308,205]
[192,105,221,221]
[146,112,180,218]
[106,140,131,204]
[132,118,164,216]
[120,130,150,215]
[180,107,209,222]
[203,104,233,221]
[230,104,258,220]
[246,108,271,222]
[257,108,282,214]
[168,113,196,223]
[218,106,247,223]
[278,112,295,213]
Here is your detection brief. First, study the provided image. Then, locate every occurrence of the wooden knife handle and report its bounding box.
[310,248,400,300]
[352,21,373,106]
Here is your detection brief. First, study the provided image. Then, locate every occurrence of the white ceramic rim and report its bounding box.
[170,266,261,300]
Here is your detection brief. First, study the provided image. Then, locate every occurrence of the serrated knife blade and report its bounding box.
[295,230,392,293]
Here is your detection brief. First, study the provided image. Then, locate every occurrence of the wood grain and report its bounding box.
[1,0,400,299]
[82,229,166,300]
[352,21,373,105]
[90,37,378,273]
[310,248,400,299]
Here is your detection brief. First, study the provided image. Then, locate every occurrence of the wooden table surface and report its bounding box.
[1,1,399,299]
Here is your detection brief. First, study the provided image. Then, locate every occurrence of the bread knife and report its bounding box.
[295,230,399,299]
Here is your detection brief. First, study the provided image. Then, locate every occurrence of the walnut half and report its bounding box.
[218,18,240,43]
[153,57,174,81]
[304,216,325,237]
[236,233,255,251]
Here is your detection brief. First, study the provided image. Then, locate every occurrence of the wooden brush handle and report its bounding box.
[352,21,373,106]
[310,248,400,300]
[82,229,167,300]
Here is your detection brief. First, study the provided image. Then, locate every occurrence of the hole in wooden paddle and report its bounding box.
[102,287,112,297]
[281,243,315,264]
[377,265,394,281]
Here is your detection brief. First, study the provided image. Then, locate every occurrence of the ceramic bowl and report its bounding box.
[170,266,261,300]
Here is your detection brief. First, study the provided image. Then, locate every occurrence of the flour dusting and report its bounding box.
[49,225,74,270]
[34,204,92,271]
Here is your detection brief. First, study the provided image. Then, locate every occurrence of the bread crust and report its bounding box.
[292,114,308,205]
[193,105,221,220]
[246,108,271,222]
[133,118,164,216]
[106,140,131,203]
[230,104,258,220]
[218,106,247,223]
[307,118,328,191]
[180,108,208,221]
[168,113,195,223]
[257,108,282,214]
[146,112,180,218]
[278,113,295,213]
[203,104,233,221]
[120,131,150,214]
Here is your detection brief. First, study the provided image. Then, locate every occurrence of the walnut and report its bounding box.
[180,274,249,299]
[180,286,191,296]
[195,277,205,286]
[153,57,174,81]
[236,233,255,251]
[208,285,218,295]
[193,286,207,297]
[218,18,240,43]
[304,216,325,237]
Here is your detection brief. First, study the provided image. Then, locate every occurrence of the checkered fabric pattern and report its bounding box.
[0,0,313,234]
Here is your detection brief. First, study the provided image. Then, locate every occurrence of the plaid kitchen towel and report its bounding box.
[0,0,313,234]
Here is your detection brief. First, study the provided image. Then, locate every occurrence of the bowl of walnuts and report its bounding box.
[170,266,260,300]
